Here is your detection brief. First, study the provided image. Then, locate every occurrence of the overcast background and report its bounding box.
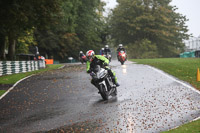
[103,0,200,38]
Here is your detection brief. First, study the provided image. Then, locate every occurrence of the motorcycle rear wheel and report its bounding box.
[99,84,108,100]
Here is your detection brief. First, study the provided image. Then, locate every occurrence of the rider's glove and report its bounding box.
[90,72,95,76]
[103,62,108,67]
[87,70,91,73]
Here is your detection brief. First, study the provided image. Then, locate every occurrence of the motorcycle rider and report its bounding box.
[79,51,85,57]
[86,50,120,87]
[100,48,105,55]
[104,45,111,55]
[117,44,126,61]
[104,45,112,61]
[79,51,87,63]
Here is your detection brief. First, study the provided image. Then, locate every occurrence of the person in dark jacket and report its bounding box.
[79,51,85,57]
[99,48,105,55]
[104,45,111,54]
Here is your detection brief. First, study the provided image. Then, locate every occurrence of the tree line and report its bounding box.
[0,0,190,61]
[109,0,190,58]
[0,0,107,61]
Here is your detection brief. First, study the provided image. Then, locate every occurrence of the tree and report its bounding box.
[35,0,107,61]
[75,0,106,53]
[34,0,82,60]
[127,39,159,59]
[0,0,62,60]
[109,0,190,58]
[0,0,108,61]
[0,33,6,60]
[16,29,37,54]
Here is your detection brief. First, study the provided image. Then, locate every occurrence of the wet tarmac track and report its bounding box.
[0,60,200,132]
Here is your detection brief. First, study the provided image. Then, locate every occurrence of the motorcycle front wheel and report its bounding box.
[99,84,108,100]
[111,87,117,96]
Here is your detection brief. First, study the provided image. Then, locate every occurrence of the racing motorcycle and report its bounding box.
[90,65,117,100]
[79,55,87,64]
[118,50,127,65]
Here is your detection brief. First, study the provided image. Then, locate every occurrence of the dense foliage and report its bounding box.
[0,0,62,60]
[35,0,107,61]
[109,0,190,58]
[0,0,190,61]
[0,0,106,61]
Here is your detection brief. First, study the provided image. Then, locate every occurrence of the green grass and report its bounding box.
[131,58,200,132]
[0,64,63,84]
[163,119,200,133]
[0,90,6,96]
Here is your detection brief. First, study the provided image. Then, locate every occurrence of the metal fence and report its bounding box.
[0,60,45,76]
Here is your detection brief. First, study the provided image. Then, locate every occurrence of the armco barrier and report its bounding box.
[0,60,45,76]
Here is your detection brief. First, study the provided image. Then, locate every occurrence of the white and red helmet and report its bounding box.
[86,50,95,62]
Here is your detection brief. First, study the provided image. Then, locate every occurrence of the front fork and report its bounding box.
[91,80,108,92]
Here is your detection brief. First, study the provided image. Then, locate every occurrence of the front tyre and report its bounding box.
[99,84,108,100]
[111,87,117,96]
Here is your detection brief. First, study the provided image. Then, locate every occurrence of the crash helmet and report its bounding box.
[101,48,104,50]
[119,44,123,48]
[80,51,83,54]
[105,45,109,49]
[86,50,95,62]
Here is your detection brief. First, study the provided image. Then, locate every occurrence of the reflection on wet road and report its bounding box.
[121,64,127,74]
[0,60,200,132]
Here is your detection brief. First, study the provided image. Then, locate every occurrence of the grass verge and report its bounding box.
[0,64,63,84]
[131,58,200,132]
[162,119,200,133]
[0,90,6,96]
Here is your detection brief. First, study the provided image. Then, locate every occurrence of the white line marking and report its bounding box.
[0,75,34,100]
[58,65,65,69]
[148,66,200,95]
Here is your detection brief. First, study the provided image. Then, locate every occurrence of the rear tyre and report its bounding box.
[99,84,108,100]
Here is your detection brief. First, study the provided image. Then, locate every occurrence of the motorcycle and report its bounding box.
[118,51,127,65]
[90,65,117,100]
[79,55,87,64]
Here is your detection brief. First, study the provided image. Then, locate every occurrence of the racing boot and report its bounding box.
[115,82,120,87]
[112,76,120,87]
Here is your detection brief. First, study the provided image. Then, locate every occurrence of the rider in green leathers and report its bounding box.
[86,50,120,87]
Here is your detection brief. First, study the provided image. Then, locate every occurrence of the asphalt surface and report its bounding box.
[0,60,200,133]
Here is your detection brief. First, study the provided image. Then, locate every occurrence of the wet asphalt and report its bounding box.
[0,60,200,133]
